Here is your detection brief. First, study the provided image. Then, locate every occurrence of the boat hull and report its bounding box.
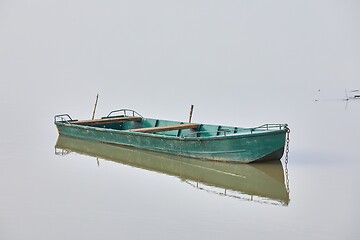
[55,121,287,163]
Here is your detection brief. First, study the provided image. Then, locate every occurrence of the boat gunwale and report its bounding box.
[55,121,287,141]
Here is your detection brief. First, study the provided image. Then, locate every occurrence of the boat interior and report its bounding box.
[74,117,246,137]
[55,109,285,138]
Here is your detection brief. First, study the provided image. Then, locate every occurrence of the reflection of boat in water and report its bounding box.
[55,135,290,206]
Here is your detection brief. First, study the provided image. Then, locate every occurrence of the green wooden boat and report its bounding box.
[54,109,289,163]
[55,135,290,205]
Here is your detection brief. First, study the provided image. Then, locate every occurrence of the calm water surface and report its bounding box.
[1,1,359,239]
[1,99,359,240]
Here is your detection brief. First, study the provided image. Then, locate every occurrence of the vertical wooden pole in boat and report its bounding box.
[188,104,194,123]
[92,94,99,120]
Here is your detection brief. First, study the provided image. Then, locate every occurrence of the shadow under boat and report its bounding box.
[55,135,290,206]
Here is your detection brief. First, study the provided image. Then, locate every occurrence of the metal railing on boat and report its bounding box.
[249,124,289,133]
[54,114,75,123]
[105,109,143,118]
[54,109,144,124]
[180,124,288,138]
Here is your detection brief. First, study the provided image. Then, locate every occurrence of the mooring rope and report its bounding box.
[284,128,290,193]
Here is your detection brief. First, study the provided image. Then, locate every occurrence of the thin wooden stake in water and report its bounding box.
[189,104,194,123]
[92,94,99,120]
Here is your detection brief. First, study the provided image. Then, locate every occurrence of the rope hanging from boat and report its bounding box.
[284,127,291,194]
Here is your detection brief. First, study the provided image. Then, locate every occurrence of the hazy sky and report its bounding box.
[1,0,359,124]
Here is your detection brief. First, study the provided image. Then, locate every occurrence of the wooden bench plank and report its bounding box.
[127,123,199,133]
[73,116,142,125]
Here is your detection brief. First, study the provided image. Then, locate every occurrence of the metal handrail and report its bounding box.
[105,109,143,118]
[249,124,288,133]
[54,114,74,123]
[180,124,288,138]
